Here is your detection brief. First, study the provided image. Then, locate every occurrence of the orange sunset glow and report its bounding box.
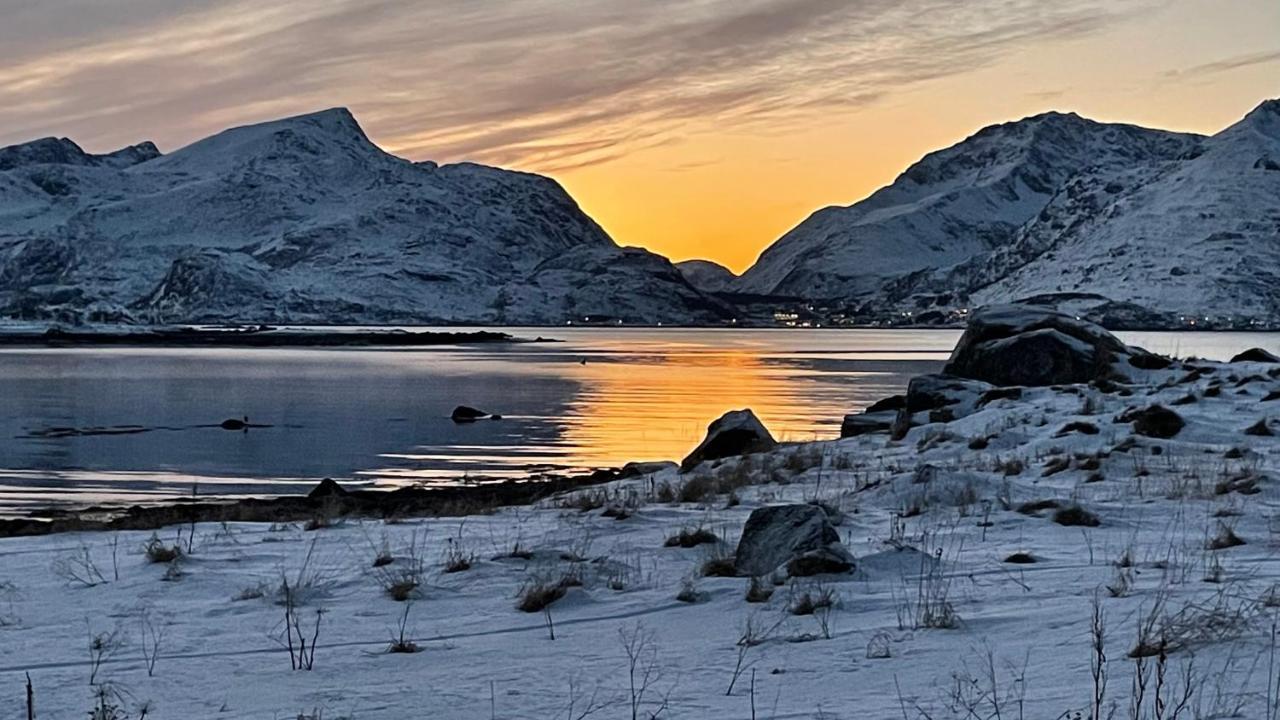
[1,0,1277,272]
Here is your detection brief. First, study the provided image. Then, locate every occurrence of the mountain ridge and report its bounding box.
[733,99,1279,327]
[0,107,731,326]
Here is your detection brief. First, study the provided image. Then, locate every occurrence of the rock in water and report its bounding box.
[450,406,490,423]
[220,417,248,430]
[944,304,1162,386]
[1127,405,1185,439]
[734,505,855,578]
[680,409,775,472]
[1231,348,1280,364]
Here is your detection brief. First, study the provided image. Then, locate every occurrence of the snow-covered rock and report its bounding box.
[733,504,855,577]
[0,108,730,325]
[943,304,1162,386]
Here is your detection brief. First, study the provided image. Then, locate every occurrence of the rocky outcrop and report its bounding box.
[943,305,1162,386]
[734,504,855,578]
[680,409,775,472]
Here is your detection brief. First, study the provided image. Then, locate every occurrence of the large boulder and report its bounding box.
[680,409,775,472]
[944,304,1161,387]
[734,504,855,577]
[1231,348,1280,364]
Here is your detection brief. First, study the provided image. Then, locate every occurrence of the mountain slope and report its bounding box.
[676,259,738,293]
[735,112,1200,299]
[0,108,729,325]
[873,99,1280,325]
[964,100,1280,321]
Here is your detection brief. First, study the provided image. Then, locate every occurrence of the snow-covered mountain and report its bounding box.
[735,112,1200,299]
[675,259,738,293]
[735,103,1280,326]
[0,108,730,325]
[958,100,1280,323]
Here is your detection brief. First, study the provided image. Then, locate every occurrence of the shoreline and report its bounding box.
[0,326,532,348]
[0,468,626,538]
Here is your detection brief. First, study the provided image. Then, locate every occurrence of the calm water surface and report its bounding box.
[0,328,1274,515]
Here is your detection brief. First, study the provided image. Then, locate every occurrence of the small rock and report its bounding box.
[451,405,490,423]
[1127,405,1185,439]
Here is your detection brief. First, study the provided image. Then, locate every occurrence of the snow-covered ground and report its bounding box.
[2,354,1279,718]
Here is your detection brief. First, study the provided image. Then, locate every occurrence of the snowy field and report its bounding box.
[2,354,1279,719]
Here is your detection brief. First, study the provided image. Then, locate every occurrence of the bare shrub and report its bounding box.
[53,543,108,588]
[516,577,569,613]
[374,533,426,601]
[1129,587,1259,658]
[387,602,420,654]
[745,576,773,603]
[1206,521,1245,550]
[664,526,718,548]
[143,534,181,565]
[443,538,474,573]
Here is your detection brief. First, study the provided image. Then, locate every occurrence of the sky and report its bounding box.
[0,0,1277,273]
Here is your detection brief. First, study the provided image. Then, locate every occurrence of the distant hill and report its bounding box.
[676,259,739,293]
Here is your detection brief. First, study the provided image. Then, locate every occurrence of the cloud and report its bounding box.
[0,0,1151,172]
[1163,49,1280,79]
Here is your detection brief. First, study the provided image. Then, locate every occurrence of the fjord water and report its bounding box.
[0,328,1274,515]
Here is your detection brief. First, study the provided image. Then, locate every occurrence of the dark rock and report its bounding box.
[1230,348,1280,364]
[451,405,490,423]
[890,408,914,441]
[220,417,249,430]
[734,504,855,578]
[308,478,348,500]
[906,374,993,413]
[928,408,955,423]
[618,461,678,478]
[1245,419,1274,437]
[840,412,894,438]
[865,395,906,413]
[680,409,775,472]
[1056,421,1100,436]
[978,387,1023,406]
[1127,352,1172,370]
[1126,405,1185,439]
[944,304,1157,386]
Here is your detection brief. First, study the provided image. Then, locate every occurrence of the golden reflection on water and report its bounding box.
[526,346,931,471]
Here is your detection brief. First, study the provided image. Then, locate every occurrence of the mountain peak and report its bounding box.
[0,136,95,171]
[150,106,382,173]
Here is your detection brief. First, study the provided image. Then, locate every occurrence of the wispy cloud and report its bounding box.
[1163,49,1280,79]
[0,0,1152,172]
